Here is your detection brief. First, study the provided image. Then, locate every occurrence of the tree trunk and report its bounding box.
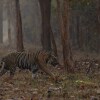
[50,27,58,56]
[75,14,84,50]
[39,0,57,55]
[39,0,51,51]
[0,1,3,43]
[76,14,81,49]
[8,0,12,46]
[15,0,24,52]
[96,0,100,52]
[57,0,74,73]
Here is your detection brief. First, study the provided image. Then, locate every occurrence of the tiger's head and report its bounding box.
[47,53,59,67]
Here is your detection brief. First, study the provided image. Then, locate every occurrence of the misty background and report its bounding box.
[0,0,100,53]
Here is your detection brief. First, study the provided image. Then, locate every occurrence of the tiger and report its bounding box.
[0,50,59,81]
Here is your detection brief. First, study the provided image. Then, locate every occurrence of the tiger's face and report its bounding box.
[47,55,59,67]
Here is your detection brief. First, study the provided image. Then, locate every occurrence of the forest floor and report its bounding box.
[0,48,100,100]
[0,67,100,100]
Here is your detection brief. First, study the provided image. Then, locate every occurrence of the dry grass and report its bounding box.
[0,69,100,100]
[0,48,100,100]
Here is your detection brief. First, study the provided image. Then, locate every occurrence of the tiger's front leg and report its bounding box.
[38,62,56,81]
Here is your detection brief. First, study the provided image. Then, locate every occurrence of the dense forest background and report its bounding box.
[0,0,100,52]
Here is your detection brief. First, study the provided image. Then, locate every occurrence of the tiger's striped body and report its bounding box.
[0,50,59,80]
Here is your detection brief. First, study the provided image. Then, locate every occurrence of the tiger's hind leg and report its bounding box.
[4,66,16,83]
[0,62,7,77]
[0,68,7,77]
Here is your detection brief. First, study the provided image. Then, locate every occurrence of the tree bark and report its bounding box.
[39,0,57,56]
[57,0,74,73]
[96,0,100,52]
[8,0,12,46]
[0,1,3,43]
[39,0,51,51]
[50,27,58,56]
[15,0,24,52]
[76,14,80,48]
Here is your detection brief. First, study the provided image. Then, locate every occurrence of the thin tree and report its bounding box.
[15,0,24,52]
[57,0,74,73]
[8,0,12,46]
[0,1,3,43]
